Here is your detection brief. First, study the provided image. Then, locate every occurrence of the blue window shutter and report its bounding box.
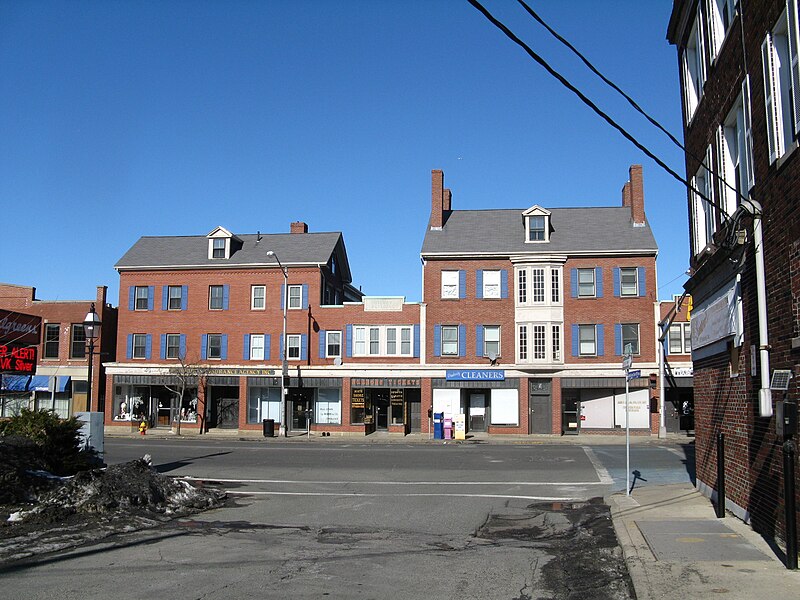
[433,325,441,357]
[279,335,284,361]
[162,286,168,311]
[613,268,621,297]
[413,324,420,357]
[476,270,483,299]
[222,285,230,310]
[345,325,353,358]
[458,270,466,299]
[126,334,133,359]
[201,335,208,360]
[476,325,484,357]
[571,325,579,356]
[179,335,186,360]
[319,330,327,358]
[128,287,135,311]
[148,286,155,311]
[595,267,603,298]
[596,325,605,357]
[145,334,152,360]
[160,334,167,359]
[221,335,228,360]
[302,284,309,309]
[243,334,250,360]
[181,285,188,310]
[501,270,509,298]
[615,324,622,356]
[264,334,271,360]
[458,324,466,357]
[570,269,578,298]
[638,267,646,297]
[300,334,307,361]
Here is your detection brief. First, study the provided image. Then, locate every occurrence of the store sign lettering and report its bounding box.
[0,344,37,374]
[445,370,505,381]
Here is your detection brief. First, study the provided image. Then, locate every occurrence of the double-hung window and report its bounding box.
[251,285,266,310]
[620,268,638,297]
[326,331,341,358]
[165,334,182,359]
[209,285,225,310]
[482,270,501,298]
[132,333,148,359]
[250,334,265,361]
[518,270,527,304]
[531,268,545,302]
[441,325,459,356]
[211,238,226,258]
[483,325,500,358]
[718,81,755,212]
[669,325,684,354]
[167,286,183,310]
[288,285,302,309]
[207,334,223,359]
[44,323,60,359]
[692,150,715,255]
[579,325,596,356]
[682,12,707,121]
[287,334,301,360]
[441,271,459,299]
[762,4,800,164]
[368,327,380,355]
[528,215,546,241]
[578,269,596,297]
[70,324,86,359]
[134,286,150,310]
[551,269,560,303]
[621,323,640,355]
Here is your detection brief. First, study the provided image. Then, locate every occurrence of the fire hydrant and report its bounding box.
[139,419,148,435]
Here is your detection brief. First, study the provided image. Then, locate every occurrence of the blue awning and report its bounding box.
[1,375,31,391]
[29,376,52,392]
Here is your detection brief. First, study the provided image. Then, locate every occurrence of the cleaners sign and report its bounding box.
[446,370,505,381]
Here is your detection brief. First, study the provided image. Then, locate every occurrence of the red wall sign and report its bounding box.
[0,344,37,375]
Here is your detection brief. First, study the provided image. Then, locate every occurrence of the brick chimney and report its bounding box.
[290,221,308,234]
[430,170,444,230]
[443,188,452,212]
[624,165,646,226]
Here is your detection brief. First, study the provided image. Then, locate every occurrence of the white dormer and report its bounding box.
[206,226,240,259]
[522,206,551,243]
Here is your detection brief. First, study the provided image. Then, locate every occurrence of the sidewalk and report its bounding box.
[609,483,800,599]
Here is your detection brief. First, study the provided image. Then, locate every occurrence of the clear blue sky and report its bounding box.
[1,0,688,306]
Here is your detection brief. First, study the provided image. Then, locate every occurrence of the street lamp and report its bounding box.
[266,250,288,437]
[83,303,102,413]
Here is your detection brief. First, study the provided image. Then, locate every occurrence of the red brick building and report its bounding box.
[659,297,694,434]
[668,0,799,558]
[421,166,659,436]
[0,283,117,417]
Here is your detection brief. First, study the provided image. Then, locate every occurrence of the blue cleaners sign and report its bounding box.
[445,370,505,381]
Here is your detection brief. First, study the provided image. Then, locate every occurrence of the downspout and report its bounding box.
[741,199,772,417]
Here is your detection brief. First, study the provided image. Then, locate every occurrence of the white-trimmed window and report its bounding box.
[579,325,597,356]
[441,271,459,299]
[669,323,692,354]
[134,286,150,310]
[167,286,183,310]
[532,268,545,303]
[287,334,301,360]
[762,4,800,164]
[692,150,715,256]
[211,238,226,259]
[441,325,459,356]
[209,285,225,310]
[518,325,528,360]
[251,285,266,310]
[517,322,562,363]
[326,331,342,358]
[718,80,755,212]
[683,11,707,121]
[620,267,638,297]
[132,333,147,359]
[207,334,223,359]
[708,0,736,60]
[622,323,640,356]
[351,326,413,357]
[71,324,86,359]
[44,323,60,359]
[250,334,265,361]
[483,325,500,358]
[288,285,302,309]
[528,215,546,241]
[578,268,596,297]
[551,269,560,303]
[552,324,561,361]
[532,324,546,360]
[518,270,527,304]
[482,270,501,298]
[165,334,181,359]
[516,266,562,307]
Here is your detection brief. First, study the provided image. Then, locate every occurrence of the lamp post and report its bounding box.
[83,303,102,412]
[267,250,288,437]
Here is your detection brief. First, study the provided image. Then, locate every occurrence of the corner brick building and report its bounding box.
[668,0,799,559]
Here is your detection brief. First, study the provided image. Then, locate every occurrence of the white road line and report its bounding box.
[224,491,578,501]
[581,446,614,485]
[179,477,607,486]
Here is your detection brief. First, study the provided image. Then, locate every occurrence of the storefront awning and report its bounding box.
[1,375,31,391]
[1,375,71,392]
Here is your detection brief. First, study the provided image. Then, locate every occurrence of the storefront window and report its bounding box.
[390,389,404,424]
[316,388,341,424]
[351,388,367,424]
[114,386,150,421]
[248,386,281,424]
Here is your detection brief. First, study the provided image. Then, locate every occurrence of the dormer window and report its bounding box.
[206,226,241,260]
[212,238,226,259]
[523,206,551,243]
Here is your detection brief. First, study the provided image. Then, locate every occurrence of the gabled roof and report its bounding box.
[421,207,658,256]
[116,231,353,283]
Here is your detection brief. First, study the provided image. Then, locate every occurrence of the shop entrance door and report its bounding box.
[290,390,314,432]
[562,391,580,435]
[407,390,421,432]
[469,393,486,432]
[372,390,389,430]
[529,379,552,434]
[209,386,239,429]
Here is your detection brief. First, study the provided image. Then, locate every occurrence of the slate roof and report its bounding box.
[421,207,658,256]
[116,231,352,282]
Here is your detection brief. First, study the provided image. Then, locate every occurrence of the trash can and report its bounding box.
[433,412,444,440]
[263,419,275,438]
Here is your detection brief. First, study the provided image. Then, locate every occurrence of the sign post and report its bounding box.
[623,349,635,496]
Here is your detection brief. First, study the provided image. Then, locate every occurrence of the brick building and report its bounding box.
[659,296,694,433]
[668,0,799,557]
[421,166,659,436]
[0,283,117,417]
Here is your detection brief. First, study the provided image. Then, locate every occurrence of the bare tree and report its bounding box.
[163,356,210,435]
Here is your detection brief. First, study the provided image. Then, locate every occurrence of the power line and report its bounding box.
[465,0,727,217]
[515,0,745,213]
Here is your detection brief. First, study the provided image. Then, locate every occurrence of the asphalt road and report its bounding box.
[1,439,694,599]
